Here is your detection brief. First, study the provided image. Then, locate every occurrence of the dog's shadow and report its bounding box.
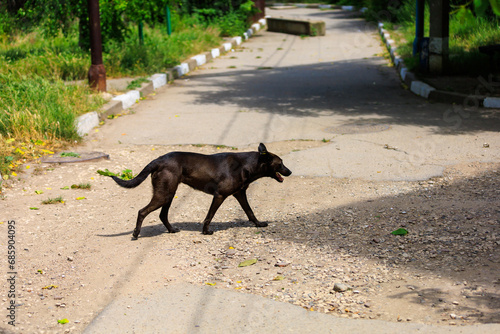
[97,220,254,239]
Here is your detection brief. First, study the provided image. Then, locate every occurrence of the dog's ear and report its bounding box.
[258,143,268,155]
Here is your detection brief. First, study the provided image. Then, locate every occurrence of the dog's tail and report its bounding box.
[110,160,158,188]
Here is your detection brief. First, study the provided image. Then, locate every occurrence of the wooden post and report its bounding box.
[88,0,106,92]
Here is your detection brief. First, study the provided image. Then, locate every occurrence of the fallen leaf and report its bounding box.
[57,319,69,324]
[273,275,285,281]
[238,259,257,267]
[205,282,216,286]
[35,190,43,194]
[30,207,39,210]
[42,284,58,290]
[76,197,86,200]
[391,228,408,236]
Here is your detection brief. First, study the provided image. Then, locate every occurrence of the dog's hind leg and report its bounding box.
[134,200,164,239]
[159,196,180,233]
[233,190,268,228]
[202,195,226,235]
[133,174,177,239]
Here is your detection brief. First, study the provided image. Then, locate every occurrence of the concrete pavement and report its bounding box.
[84,7,500,333]
[87,8,500,182]
[84,283,498,334]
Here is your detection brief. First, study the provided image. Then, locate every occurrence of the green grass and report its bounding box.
[126,77,150,90]
[42,196,64,205]
[104,25,222,77]
[0,18,226,186]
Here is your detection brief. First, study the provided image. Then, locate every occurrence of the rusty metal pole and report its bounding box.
[88,0,106,91]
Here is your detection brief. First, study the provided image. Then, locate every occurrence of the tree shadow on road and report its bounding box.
[186,58,500,134]
[265,165,500,323]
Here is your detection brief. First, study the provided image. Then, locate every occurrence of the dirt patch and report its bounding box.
[0,142,499,333]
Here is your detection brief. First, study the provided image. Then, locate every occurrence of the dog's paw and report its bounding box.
[202,230,214,235]
[255,221,268,227]
[169,227,180,233]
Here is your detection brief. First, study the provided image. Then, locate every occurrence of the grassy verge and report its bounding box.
[0,69,105,183]
[0,19,225,189]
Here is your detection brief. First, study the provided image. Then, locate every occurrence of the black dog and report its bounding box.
[109,143,291,238]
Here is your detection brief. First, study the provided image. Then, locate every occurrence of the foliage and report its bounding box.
[193,0,259,36]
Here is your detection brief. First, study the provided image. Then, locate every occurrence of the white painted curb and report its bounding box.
[483,97,500,108]
[400,67,408,81]
[76,111,99,136]
[191,54,206,67]
[211,48,220,58]
[319,4,332,9]
[342,5,354,11]
[251,23,260,32]
[112,90,140,109]
[174,63,190,77]
[258,18,266,26]
[232,36,242,46]
[223,42,232,51]
[149,73,167,89]
[410,81,435,99]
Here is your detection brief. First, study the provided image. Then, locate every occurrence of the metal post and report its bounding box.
[413,0,424,56]
[87,0,106,92]
[139,21,144,45]
[166,5,172,36]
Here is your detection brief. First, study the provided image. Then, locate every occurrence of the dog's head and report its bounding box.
[258,143,292,182]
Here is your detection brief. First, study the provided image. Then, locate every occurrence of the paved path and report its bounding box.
[84,7,500,333]
[84,282,498,334]
[89,8,500,182]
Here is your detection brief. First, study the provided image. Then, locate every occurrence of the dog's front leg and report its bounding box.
[233,190,268,228]
[202,195,226,235]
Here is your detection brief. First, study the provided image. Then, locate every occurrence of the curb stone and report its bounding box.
[76,19,267,136]
[264,5,497,108]
[377,22,496,108]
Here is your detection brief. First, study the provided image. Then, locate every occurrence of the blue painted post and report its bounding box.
[413,0,425,56]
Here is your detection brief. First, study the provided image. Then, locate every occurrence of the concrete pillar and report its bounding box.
[429,0,449,74]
